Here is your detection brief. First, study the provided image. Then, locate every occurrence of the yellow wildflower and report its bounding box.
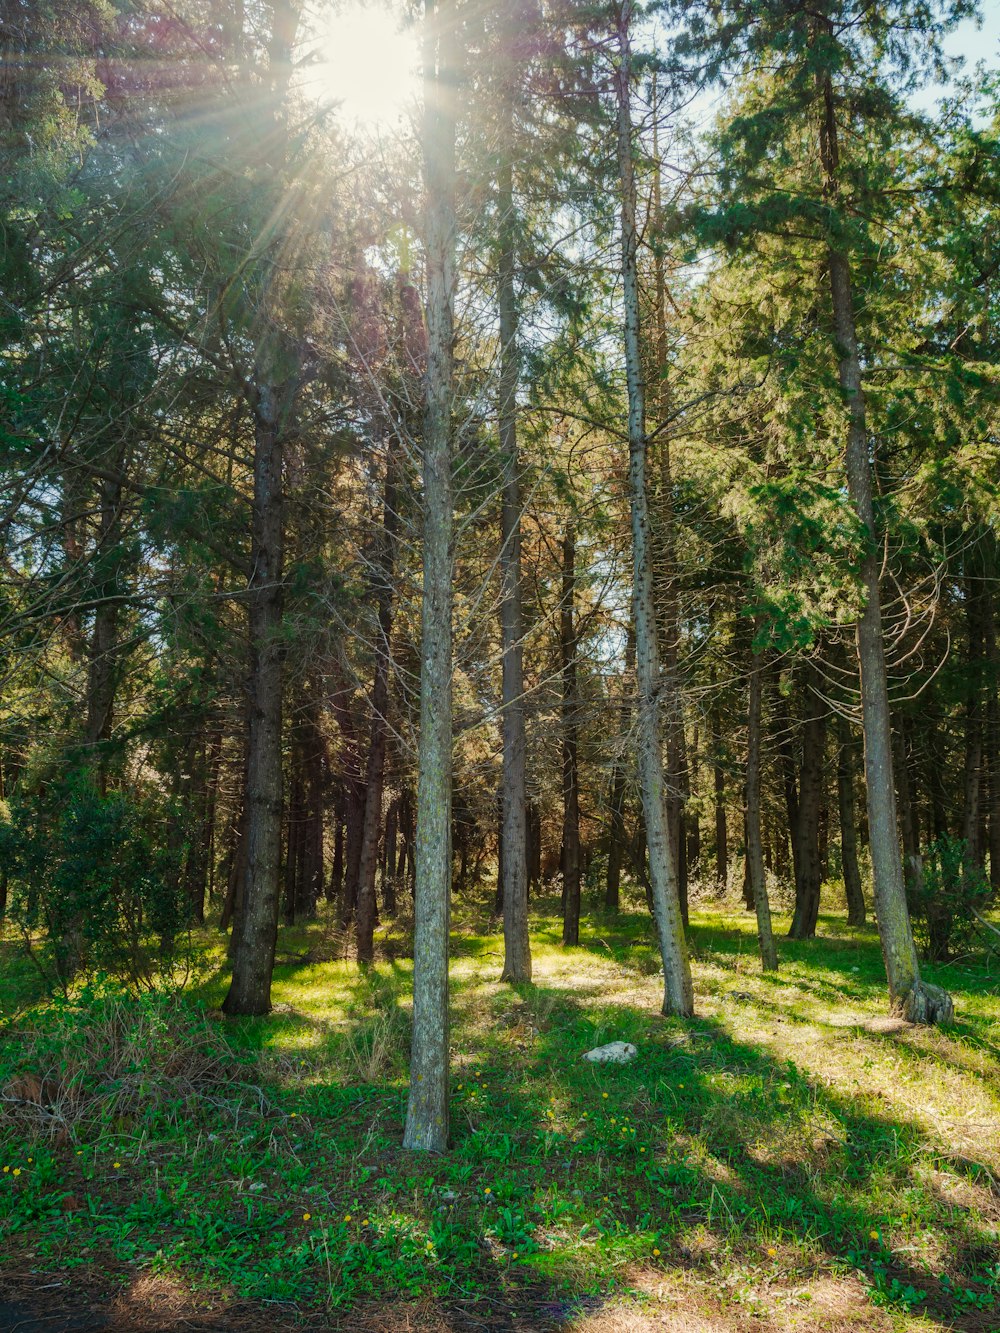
[345,1214,352,1222]
[869,1230,879,1240]
[767,1248,777,1258]
[653,1247,661,1257]
[12,1169,21,1177]
[302,1213,311,1221]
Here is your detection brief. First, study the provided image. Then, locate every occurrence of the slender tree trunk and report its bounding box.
[789,675,826,940]
[818,49,950,1022]
[962,558,985,872]
[403,0,456,1152]
[497,105,531,981]
[836,713,866,926]
[84,469,125,793]
[984,557,1000,891]
[605,626,635,909]
[712,702,727,888]
[894,717,924,899]
[357,447,400,963]
[614,1,693,1018]
[746,627,778,970]
[560,523,582,946]
[223,390,286,1016]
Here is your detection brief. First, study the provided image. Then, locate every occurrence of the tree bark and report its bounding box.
[605,626,635,909]
[817,46,951,1023]
[357,446,400,963]
[746,627,778,970]
[403,0,457,1152]
[497,100,531,981]
[223,391,286,1015]
[712,701,727,888]
[789,672,826,940]
[560,522,582,946]
[614,1,693,1018]
[836,713,866,926]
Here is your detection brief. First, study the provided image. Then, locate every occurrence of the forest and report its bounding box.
[1,0,1000,1328]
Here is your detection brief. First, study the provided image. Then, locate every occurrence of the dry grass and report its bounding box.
[0,990,270,1139]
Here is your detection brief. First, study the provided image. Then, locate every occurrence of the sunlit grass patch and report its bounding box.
[2,893,1000,1326]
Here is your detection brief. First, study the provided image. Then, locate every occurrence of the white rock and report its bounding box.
[581,1041,638,1065]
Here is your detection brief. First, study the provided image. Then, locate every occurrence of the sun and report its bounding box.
[306,1,420,128]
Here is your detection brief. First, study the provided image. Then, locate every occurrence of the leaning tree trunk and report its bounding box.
[403,0,457,1152]
[560,521,582,947]
[614,1,693,1018]
[746,626,778,970]
[497,107,531,982]
[818,49,951,1023]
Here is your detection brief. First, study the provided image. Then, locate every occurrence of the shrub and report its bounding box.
[0,985,268,1140]
[909,835,993,962]
[0,769,188,989]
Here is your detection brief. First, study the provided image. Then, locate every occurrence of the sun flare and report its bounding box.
[307,2,419,128]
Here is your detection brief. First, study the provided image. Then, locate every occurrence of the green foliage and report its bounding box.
[0,772,189,989]
[2,900,998,1323]
[909,835,994,962]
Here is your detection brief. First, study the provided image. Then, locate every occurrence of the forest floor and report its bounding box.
[1,892,999,1332]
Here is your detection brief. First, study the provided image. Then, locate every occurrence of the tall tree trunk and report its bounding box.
[221,1,301,1017]
[712,702,727,888]
[746,627,778,970]
[984,555,1000,891]
[84,469,125,792]
[614,1,693,1018]
[836,713,866,926]
[560,522,582,946]
[894,716,924,900]
[497,103,531,981]
[789,673,826,940]
[817,47,950,1023]
[605,626,635,909]
[961,557,985,872]
[357,446,400,963]
[223,388,286,1015]
[403,0,456,1152]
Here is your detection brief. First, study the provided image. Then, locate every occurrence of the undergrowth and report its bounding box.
[1,893,998,1329]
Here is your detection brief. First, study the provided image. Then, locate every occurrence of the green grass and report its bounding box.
[1,891,999,1329]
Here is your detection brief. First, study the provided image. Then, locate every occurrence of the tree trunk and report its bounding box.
[712,702,727,888]
[614,1,693,1018]
[403,0,456,1152]
[789,674,826,940]
[497,104,531,982]
[836,713,866,926]
[223,392,286,1016]
[894,716,924,900]
[605,626,635,909]
[817,48,951,1023]
[746,628,778,970]
[357,447,400,963]
[221,1,301,1017]
[560,522,582,947]
[961,557,985,872]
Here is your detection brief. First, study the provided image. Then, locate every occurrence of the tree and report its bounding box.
[613,0,694,1019]
[403,0,459,1153]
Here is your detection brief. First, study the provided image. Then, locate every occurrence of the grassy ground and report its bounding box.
[1,890,999,1331]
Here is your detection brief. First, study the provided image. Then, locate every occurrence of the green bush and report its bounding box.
[0,770,188,989]
[909,835,993,962]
